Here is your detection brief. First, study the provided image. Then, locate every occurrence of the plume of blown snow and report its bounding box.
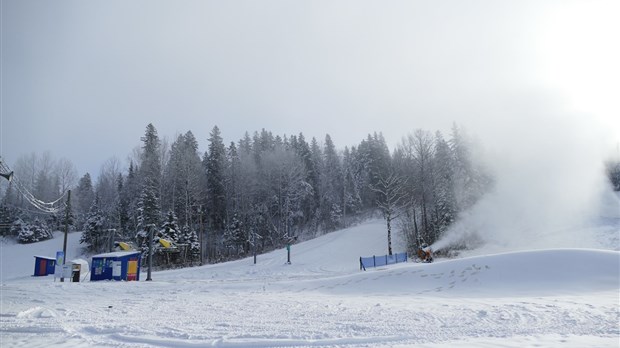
[433,98,620,255]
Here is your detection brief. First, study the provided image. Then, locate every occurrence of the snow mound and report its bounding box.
[16,306,58,319]
[282,249,619,297]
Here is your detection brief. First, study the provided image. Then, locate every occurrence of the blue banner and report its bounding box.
[55,251,65,278]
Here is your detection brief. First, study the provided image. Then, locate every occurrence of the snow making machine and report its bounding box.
[416,244,433,263]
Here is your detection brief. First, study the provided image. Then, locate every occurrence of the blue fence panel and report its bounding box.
[360,257,374,269]
[387,255,397,265]
[360,252,408,270]
[374,256,387,267]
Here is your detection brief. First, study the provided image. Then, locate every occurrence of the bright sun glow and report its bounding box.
[537,0,620,148]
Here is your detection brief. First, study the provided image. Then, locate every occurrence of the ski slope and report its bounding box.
[1,220,619,347]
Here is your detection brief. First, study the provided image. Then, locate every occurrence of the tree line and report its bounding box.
[1,123,501,264]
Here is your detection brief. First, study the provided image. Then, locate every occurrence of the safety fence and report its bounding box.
[359,252,407,270]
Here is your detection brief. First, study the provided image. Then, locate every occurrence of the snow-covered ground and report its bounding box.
[1,220,619,347]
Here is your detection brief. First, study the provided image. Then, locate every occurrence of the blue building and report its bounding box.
[33,256,56,276]
[90,251,141,281]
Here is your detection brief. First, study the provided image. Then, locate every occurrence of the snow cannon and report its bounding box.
[159,238,174,248]
[416,245,433,263]
[115,242,134,251]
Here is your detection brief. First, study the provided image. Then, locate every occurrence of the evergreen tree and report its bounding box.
[160,211,180,242]
[180,224,200,262]
[226,142,240,216]
[342,146,362,221]
[321,134,344,231]
[223,213,245,256]
[96,158,121,230]
[14,219,36,244]
[164,131,204,228]
[136,124,162,243]
[356,133,391,210]
[204,126,227,259]
[140,124,162,185]
[137,179,160,237]
[15,217,53,244]
[80,196,106,253]
[122,161,141,238]
[309,137,324,231]
[116,173,129,237]
[292,133,317,228]
[0,191,19,236]
[74,173,95,228]
[31,217,53,241]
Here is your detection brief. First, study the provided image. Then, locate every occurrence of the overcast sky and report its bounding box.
[1,0,619,178]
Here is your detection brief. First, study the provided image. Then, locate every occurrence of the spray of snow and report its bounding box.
[433,98,620,254]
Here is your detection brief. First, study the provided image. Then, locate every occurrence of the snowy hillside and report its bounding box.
[1,220,619,347]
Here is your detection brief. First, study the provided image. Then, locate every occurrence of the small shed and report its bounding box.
[33,256,56,276]
[70,259,89,282]
[90,251,141,281]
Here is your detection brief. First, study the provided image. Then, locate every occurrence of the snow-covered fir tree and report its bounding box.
[74,173,95,228]
[14,218,35,243]
[32,218,53,240]
[135,124,162,253]
[0,203,18,236]
[180,224,200,262]
[223,213,244,256]
[160,211,180,242]
[136,180,160,249]
[16,217,53,244]
[203,125,227,260]
[321,134,344,231]
[80,196,106,253]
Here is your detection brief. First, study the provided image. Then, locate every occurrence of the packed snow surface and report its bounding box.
[1,220,619,347]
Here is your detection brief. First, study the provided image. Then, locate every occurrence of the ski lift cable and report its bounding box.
[1,165,61,214]
[0,159,63,214]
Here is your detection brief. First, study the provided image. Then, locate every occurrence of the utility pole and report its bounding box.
[343,166,347,228]
[253,228,257,265]
[199,206,203,265]
[286,236,297,265]
[146,224,154,281]
[61,190,71,282]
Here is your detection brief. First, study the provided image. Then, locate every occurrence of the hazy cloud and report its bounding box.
[2,1,618,183]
